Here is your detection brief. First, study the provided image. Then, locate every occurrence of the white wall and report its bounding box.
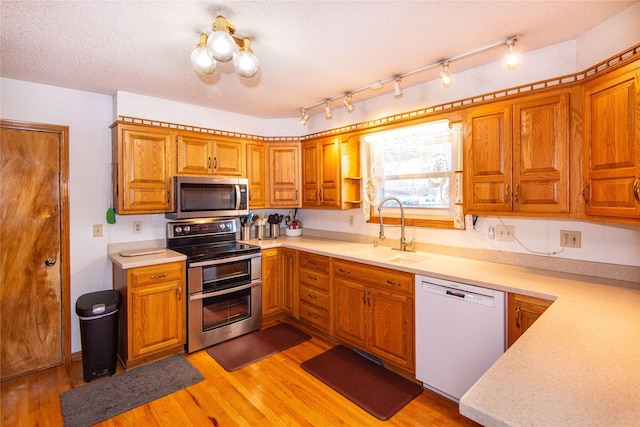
[1,4,638,353]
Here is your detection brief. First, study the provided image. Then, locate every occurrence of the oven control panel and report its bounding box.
[167,218,236,238]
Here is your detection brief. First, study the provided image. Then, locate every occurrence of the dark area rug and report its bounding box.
[60,354,203,427]
[301,345,423,420]
[207,323,311,371]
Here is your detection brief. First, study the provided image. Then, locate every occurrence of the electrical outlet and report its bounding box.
[133,221,142,234]
[496,225,514,242]
[560,230,581,248]
[93,224,103,238]
[348,215,354,227]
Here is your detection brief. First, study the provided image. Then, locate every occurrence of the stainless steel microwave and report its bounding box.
[165,176,249,219]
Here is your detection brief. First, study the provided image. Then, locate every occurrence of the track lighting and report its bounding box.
[505,40,519,70]
[299,109,309,126]
[192,15,259,78]
[440,62,453,88]
[298,36,519,126]
[343,95,355,113]
[324,102,333,119]
[393,79,403,99]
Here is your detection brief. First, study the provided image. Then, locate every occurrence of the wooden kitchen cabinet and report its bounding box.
[246,142,267,209]
[111,122,173,214]
[507,293,553,347]
[298,251,331,332]
[582,60,640,221]
[302,136,361,209]
[176,131,244,177]
[112,261,186,369]
[281,248,298,318]
[332,259,414,371]
[268,143,301,207]
[261,248,282,318]
[464,90,570,215]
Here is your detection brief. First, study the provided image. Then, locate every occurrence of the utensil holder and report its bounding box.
[270,224,280,239]
[257,224,267,240]
[241,225,251,241]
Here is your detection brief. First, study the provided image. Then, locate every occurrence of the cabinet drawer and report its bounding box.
[129,262,184,287]
[298,251,330,273]
[299,284,329,309]
[299,301,329,331]
[333,260,413,294]
[299,268,330,291]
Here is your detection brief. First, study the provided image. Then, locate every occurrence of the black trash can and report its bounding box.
[76,290,121,382]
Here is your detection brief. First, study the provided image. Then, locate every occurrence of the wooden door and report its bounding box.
[368,289,414,371]
[246,142,267,208]
[583,63,640,219]
[507,293,552,347]
[176,134,213,175]
[0,121,70,379]
[301,141,320,206]
[332,278,367,348]
[464,103,513,213]
[281,249,298,318]
[261,248,282,317]
[212,140,243,176]
[319,138,340,207]
[268,144,301,207]
[512,91,570,213]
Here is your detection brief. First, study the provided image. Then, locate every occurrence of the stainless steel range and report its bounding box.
[166,218,262,353]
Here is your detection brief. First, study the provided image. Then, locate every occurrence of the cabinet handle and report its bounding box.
[386,279,402,287]
[208,157,212,170]
[633,178,640,204]
[178,285,182,300]
[150,273,168,280]
[339,268,350,274]
[319,188,323,202]
[307,275,317,281]
[307,259,317,265]
[307,293,317,300]
[514,183,520,204]
[367,290,371,307]
[314,189,318,201]
[362,290,366,305]
[515,306,521,329]
[582,182,590,205]
[505,184,511,204]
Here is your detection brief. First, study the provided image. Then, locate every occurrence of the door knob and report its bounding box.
[44,258,56,267]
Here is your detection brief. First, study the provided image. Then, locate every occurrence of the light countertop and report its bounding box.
[108,248,186,269]
[247,235,640,426]
[108,235,639,426]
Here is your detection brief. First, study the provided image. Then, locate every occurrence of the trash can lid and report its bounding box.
[76,290,120,317]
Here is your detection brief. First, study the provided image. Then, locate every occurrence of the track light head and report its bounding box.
[324,102,332,119]
[505,40,519,70]
[393,79,403,99]
[440,62,453,88]
[299,109,309,126]
[343,95,355,113]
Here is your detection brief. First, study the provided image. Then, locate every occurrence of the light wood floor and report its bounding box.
[1,321,480,426]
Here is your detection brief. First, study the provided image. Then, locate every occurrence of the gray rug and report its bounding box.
[60,354,204,427]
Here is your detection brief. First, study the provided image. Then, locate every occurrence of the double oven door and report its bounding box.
[187,252,262,352]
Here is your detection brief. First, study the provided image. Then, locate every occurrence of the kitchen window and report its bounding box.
[361,120,464,229]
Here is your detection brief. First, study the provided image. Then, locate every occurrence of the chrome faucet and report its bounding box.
[377,196,415,252]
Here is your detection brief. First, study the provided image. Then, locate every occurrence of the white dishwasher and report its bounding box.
[415,275,505,401]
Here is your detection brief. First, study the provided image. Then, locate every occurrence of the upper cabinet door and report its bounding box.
[176,133,244,177]
[464,103,513,213]
[512,91,570,214]
[246,142,267,209]
[268,144,301,207]
[583,62,640,220]
[113,124,172,214]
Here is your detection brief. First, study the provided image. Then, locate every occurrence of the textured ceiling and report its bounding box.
[1,1,637,119]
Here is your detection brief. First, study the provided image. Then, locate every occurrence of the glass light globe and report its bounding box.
[233,50,259,78]
[191,46,217,74]
[207,31,238,62]
[506,52,520,70]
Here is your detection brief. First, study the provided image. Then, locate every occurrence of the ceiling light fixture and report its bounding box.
[324,102,333,119]
[505,40,520,70]
[298,35,519,125]
[393,79,403,99]
[343,95,355,113]
[440,62,453,88]
[192,15,259,78]
[299,109,309,126]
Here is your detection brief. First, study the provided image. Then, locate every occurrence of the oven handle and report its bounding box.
[189,252,261,268]
[188,280,262,300]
